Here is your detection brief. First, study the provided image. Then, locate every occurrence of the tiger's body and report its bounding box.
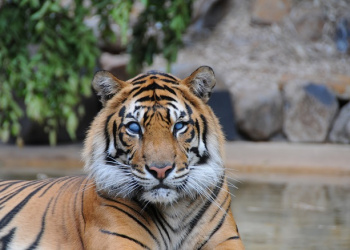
[0,66,244,249]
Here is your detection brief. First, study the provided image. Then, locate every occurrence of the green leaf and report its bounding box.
[35,20,45,33]
[66,112,78,140]
[30,1,51,20]
[49,130,57,146]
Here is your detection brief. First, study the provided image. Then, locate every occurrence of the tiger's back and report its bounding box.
[0,177,86,249]
[0,66,244,249]
[0,176,241,249]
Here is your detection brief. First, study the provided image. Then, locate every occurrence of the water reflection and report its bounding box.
[231,182,350,250]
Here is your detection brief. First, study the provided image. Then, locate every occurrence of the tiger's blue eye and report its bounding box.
[174,122,185,131]
[127,122,141,133]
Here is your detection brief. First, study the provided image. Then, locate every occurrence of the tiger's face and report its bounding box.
[84,66,225,204]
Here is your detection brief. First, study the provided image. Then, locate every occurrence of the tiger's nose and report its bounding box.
[147,164,174,180]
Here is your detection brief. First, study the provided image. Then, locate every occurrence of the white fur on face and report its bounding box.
[85,99,224,205]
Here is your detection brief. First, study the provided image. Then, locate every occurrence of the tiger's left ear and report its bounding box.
[92,70,128,106]
[182,66,216,103]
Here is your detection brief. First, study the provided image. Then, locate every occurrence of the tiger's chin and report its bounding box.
[141,188,180,204]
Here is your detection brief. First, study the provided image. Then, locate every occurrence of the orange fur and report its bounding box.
[0,67,244,249]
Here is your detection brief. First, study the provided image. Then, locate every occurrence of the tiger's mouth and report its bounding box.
[152,183,170,190]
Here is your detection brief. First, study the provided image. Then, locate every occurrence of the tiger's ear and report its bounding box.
[92,71,127,106]
[183,66,216,103]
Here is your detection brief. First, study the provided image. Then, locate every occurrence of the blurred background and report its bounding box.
[0,0,350,249]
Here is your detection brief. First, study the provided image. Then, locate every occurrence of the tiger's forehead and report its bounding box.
[124,71,186,108]
[127,71,181,85]
[120,72,191,122]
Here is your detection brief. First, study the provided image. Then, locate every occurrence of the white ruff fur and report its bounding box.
[84,122,224,204]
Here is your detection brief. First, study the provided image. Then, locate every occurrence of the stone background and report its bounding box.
[100,0,350,144]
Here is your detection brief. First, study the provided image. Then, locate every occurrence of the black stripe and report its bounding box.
[118,132,129,147]
[153,209,176,232]
[27,198,53,250]
[166,109,171,124]
[0,182,48,230]
[225,236,240,241]
[132,82,177,97]
[154,225,169,250]
[153,211,171,241]
[167,102,178,110]
[100,229,151,250]
[0,181,24,193]
[159,95,176,102]
[129,86,141,95]
[113,121,118,150]
[132,82,163,97]
[97,193,149,223]
[81,179,89,230]
[39,177,68,198]
[73,178,86,249]
[0,227,16,248]
[200,114,208,146]
[185,129,195,143]
[118,106,126,117]
[162,85,177,95]
[132,80,147,85]
[160,78,177,84]
[197,151,210,165]
[210,193,229,222]
[103,204,160,247]
[131,74,147,83]
[155,72,177,81]
[179,177,224,248]
[185,103,193,116]
[0,181,41,206]
[104,113,115,152]
[136,96,152,103]
[51,177,80,215]
[156,111,169,125]
[198,203,231,250]
[194,120,200,138]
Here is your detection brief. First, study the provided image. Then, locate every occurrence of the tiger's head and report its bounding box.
[83,66,225,204]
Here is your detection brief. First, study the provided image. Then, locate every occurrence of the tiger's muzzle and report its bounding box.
[145,163,174,180]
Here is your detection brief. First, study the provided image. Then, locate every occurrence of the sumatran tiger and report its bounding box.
[0,66,244,249]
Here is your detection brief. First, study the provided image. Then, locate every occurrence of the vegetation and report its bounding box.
[0,0,192,145]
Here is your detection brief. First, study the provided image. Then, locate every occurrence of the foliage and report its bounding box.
[0,0,192,145]
[128,0,193,74]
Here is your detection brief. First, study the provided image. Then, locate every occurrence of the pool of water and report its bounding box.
[230,182,350,250]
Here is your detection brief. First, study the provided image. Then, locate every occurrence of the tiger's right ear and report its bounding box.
[92,71,127,106]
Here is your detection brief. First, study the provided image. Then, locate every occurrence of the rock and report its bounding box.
[186,0,230,39]
[289,3,325,41]
[329,102,350,144]
[269,132,288,142]
[208,90,239,141]
[283,82,339,142]
[326,74,350,100]
[251,0,291,25]
[234,86,283,140]
[279,73,350,100]
[335,17,350,53]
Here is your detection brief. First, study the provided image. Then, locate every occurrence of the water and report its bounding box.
[231,182,350,250]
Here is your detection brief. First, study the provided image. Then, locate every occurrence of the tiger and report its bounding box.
[0,66,244,249]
